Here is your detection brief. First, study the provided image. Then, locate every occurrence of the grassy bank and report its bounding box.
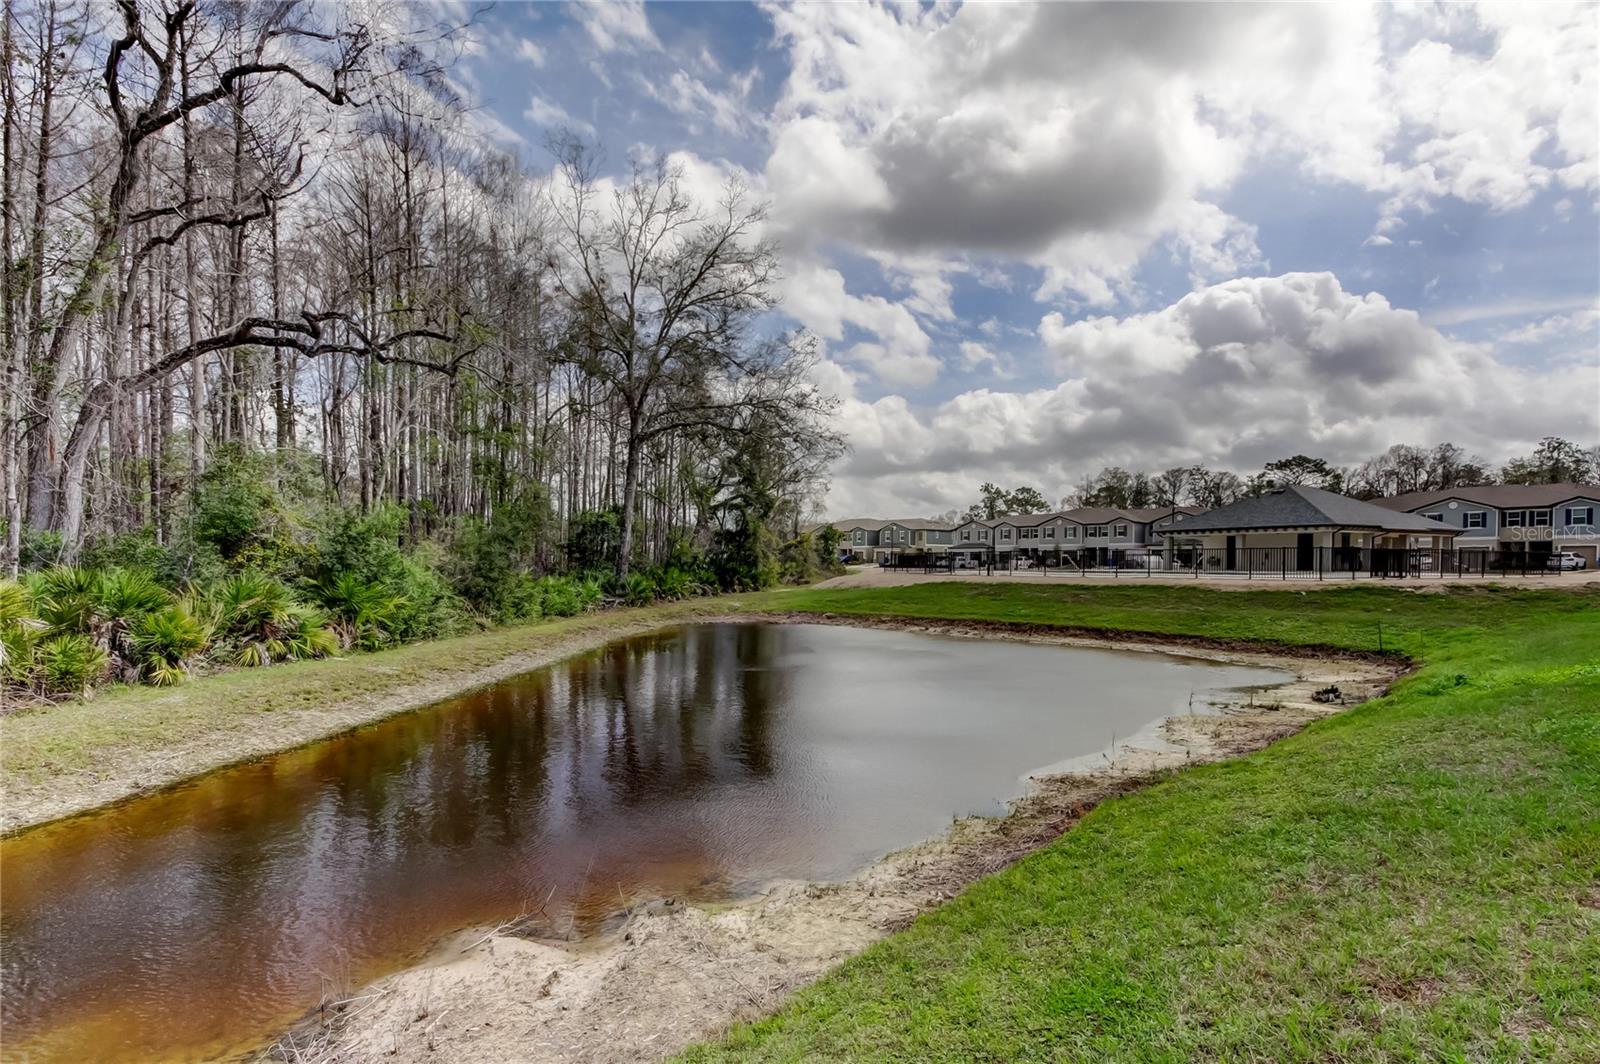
[680,583,1600,1061]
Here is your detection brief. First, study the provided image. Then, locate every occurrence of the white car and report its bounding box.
[953,556,979,570]
[1546,552,1588,571]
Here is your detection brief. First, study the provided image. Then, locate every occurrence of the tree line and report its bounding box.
[2,0,840,587]
[960,437,1599,519]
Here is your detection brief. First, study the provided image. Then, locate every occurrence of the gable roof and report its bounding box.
[1157,485,1458,535]
[818,517,955,533]
[1375,483,1600,512]
[978,505,1208,529]
[820,518,889,532]
[879,518,957,531]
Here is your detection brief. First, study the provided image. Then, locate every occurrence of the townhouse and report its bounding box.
[1373,482,1600,566]
[817,518,956,562]
[949,506,1206,566]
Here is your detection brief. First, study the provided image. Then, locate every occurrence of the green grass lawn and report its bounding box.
[680,583,1600,1062]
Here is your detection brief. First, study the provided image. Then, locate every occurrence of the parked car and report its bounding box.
[953,555,979,569]
[1546,552,1588,571]
[1014,557,1036,570]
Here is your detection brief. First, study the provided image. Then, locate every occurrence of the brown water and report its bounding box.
[0,622,1287,1062]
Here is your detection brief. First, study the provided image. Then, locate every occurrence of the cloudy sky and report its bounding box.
[451,1,1598,517]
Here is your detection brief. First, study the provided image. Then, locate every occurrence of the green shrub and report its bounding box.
[565,509,621,572]
[27,566,102,635]
[79,529,191,587]
[127,604,212,685]
[651,565,710,601]
[529,574,603,618]
[538,577,582,618]
[606,571,656,607]
[190,445,314,572]
[709,519,779,591]
[0,580,41,684]
[313,571,406,650]
[449,489,553,612]
[212,573,338,666]
[19,528,63,569]
[33,633,108,695]
[308,507,467,642]
[499,574,546,622]
[282,605,341,662]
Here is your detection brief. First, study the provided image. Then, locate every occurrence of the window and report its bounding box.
[1421,512,1443,522]
[1464,511,1487,529]
[1533,510,1551,526]
[1001,527,1013,540]
[1566,506,1594,526]
[961,529,971,541]
[1064,526,1077,539]
[898,529,909,542]
[1088,525,1107,539]
[1113,523,1129,538]
[1044,526,1054,538]
[979,530,988,541]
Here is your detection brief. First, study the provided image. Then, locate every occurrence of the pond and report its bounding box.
[0,622,1289,1062]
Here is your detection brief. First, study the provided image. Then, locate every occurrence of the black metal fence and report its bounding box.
[881,547,1580,579]
[1166,546,1568,579]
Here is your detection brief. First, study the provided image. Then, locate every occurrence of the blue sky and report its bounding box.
[448,1,1598,516]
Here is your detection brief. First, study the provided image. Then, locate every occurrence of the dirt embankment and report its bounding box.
[283,621,1398,1064]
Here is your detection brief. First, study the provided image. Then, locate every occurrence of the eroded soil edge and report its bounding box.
[284,619,1399,1064]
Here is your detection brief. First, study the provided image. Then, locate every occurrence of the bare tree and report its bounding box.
[548,140,833,578]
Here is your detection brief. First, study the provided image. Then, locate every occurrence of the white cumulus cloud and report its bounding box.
[821,273,1599,516]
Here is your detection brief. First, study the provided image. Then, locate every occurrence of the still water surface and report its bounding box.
[1,622,1287,1061]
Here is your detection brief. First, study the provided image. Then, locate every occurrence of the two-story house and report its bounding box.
[1374,483,1600,566]
[950,506,1207,566]
[814,518,956,562]
[876,519,955,555]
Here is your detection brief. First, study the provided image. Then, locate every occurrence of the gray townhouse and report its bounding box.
[949,506,1207,567]
[814,518,956,562]
[1374,482,1600,566]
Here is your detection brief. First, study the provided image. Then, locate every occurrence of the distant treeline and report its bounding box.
[955,437,1598,519]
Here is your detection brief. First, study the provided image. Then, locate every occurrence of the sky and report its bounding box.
[445,1,1599,518]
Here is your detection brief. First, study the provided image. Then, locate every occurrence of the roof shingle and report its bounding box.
[1156,485,1458,535]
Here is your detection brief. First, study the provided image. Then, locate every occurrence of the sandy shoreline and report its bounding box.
[267,619,1401,1064]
